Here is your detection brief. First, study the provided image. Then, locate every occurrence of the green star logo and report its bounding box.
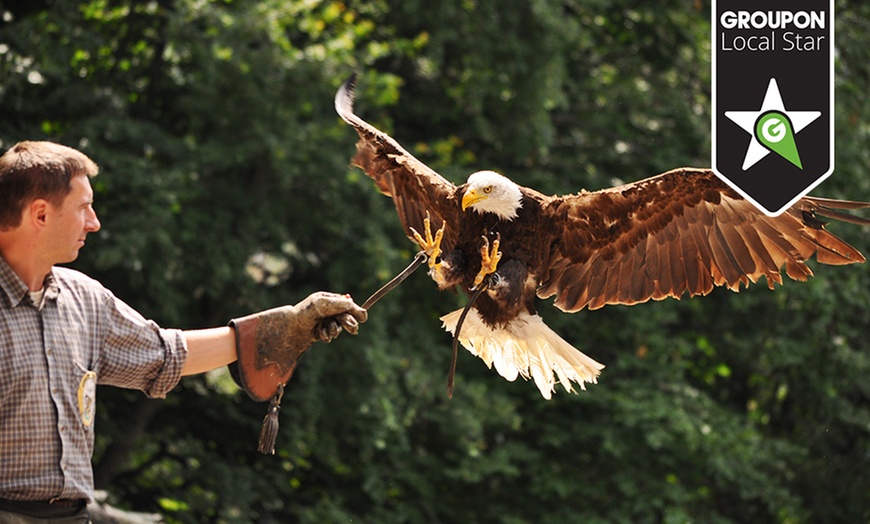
[724,78,821,171]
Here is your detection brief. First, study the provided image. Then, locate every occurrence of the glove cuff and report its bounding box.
[228,310,304,402]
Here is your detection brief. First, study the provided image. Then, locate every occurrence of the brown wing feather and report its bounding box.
[538,168,869,312]
[335,75,460,248]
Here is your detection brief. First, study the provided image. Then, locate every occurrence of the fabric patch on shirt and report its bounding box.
[77,371,97,427]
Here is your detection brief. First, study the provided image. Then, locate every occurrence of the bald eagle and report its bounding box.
[336,75,870,399]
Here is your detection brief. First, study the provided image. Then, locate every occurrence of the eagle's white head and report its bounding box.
[461,170,523,221]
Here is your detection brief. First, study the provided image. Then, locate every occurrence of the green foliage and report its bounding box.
[2,0,869,522]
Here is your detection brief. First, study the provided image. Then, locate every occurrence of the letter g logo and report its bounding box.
[761,115,787,143]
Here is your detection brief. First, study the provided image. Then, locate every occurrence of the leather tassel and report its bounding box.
[258,383,284,455]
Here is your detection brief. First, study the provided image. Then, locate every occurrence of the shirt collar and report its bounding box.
[0,255,60,309]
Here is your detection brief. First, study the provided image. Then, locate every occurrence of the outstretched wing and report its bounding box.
[538,168,870,312]
[335,75,461,248]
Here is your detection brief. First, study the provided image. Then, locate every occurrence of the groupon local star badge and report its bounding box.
[712,1,833,216]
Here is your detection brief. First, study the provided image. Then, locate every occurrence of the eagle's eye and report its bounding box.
[483,186,493,194]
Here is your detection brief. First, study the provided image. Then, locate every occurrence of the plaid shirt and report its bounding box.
[0,256,188,502]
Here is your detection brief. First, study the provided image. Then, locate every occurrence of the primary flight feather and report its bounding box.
[336,74,870,399]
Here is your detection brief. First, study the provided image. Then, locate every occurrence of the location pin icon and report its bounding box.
[755,111,803,169]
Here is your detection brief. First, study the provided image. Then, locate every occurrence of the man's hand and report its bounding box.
[301,291,368,343]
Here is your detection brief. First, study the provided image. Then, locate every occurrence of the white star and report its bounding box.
[724,78,821,170]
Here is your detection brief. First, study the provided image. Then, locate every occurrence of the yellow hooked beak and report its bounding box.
[462,188,488,211]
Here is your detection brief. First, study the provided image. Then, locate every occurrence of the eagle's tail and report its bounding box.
[440,309,604,399]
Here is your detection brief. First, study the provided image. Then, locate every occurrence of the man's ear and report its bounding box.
[29,199,50,228]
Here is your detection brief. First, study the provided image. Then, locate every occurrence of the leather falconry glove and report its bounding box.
[229,292,367,454]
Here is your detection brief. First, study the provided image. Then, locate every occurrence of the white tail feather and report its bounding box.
[440,309,604,399]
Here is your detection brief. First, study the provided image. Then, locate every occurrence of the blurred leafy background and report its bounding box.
[1,1,869,522]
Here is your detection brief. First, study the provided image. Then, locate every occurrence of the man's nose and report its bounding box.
[86,208,101,232]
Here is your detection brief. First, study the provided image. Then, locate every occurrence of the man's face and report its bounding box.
[44,175,101,264]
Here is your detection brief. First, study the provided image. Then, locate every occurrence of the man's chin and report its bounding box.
[58,250,81,265]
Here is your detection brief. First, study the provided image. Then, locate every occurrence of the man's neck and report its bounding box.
[0,246,51,291]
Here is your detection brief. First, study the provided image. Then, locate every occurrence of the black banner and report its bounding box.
[712,1,833,216]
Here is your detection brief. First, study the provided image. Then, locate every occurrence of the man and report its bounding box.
[0,141,368,522]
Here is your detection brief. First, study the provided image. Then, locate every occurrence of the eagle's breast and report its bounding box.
[451,193,547,327]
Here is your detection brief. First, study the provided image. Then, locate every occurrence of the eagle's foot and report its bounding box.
[473,234,501,290]
[410,211,445,271]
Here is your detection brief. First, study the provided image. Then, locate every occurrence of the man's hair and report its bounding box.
[0,141,99,230]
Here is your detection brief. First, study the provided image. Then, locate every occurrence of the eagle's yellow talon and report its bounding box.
[410,212,445,270]
[473,234,502,289]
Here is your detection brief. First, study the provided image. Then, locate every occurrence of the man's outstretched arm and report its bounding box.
[182,326,237,376]
[180,292,367,377]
